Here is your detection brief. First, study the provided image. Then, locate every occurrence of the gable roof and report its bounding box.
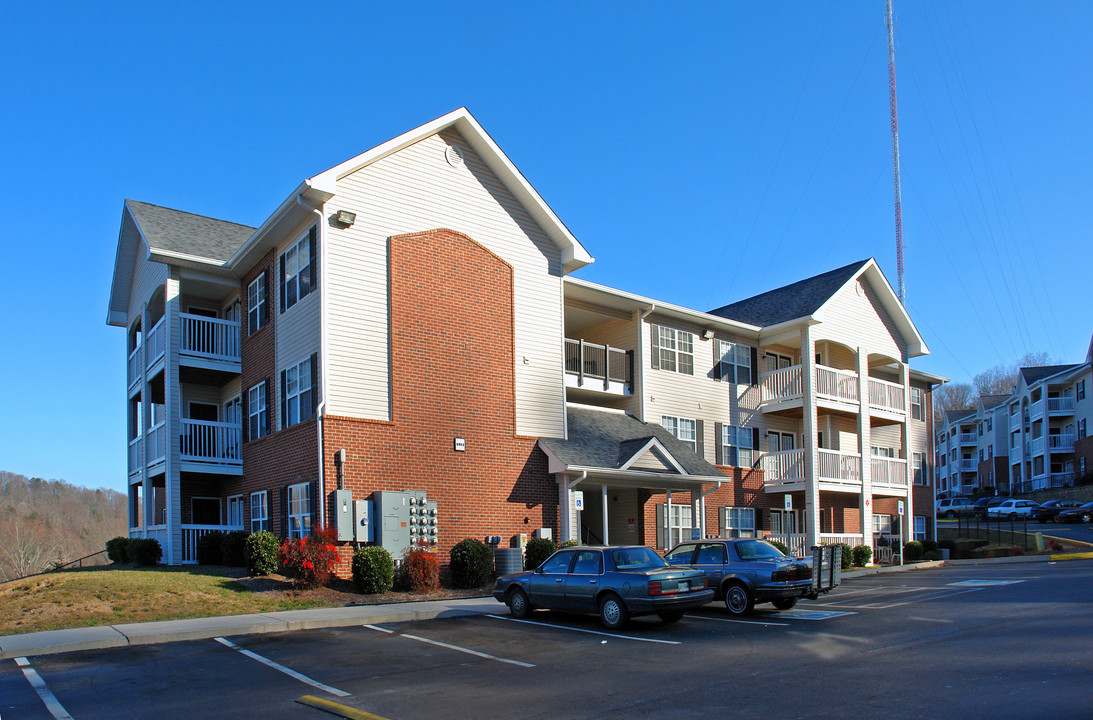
[980,394,1010,411]
[127,200,255,263]
[945,409,975,424]
[1019,364,1081,386]
[538,406,723,478]
[708,259,867,327]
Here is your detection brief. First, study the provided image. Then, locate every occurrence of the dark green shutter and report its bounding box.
[308,226,318,295]
[279,485,288,539]
[260,269,270,326]
[714,422,724,465]
[750,347,759,385]
[279,253,287,313]
[280,370,288,429]
[310,353,319,418]
[650,324,660,370]
[696,419,705,459]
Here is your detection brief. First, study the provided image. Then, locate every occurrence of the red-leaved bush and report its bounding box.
[279,525,338,589]
[400,544,440,592]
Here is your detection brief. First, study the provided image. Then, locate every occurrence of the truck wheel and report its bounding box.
[771,597,798,611]
[723,582,755,616]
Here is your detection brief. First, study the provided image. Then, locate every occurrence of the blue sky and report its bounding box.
[2,2,1089,493]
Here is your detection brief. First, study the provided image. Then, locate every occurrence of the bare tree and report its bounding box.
[933,382,976,420]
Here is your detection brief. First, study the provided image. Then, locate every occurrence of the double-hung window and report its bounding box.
[656,326,694,375]
[872,514,893,535]
[281,227,316,313]
[910,387,925,420]
[720,425,754,467]
[655,503,693,549]
[281,356,316,428]
[247,272,268,335]
[913,516,926,541]
[247,382,269,440]
[287,482,312,539]
[661,415,697,451]
[717,341,752,384]
[913,452,926,485]
[719,507,756,538]
[250,491,268,533]
[227,495,244,527]
[1078,380,1086,401]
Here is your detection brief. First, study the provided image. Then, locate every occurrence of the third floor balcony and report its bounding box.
[760,364,906,419]
[564,338,633,397]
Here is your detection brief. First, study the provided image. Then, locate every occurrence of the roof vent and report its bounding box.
[445,145,464,168]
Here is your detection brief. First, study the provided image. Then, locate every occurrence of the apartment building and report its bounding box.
[107,109,939,571]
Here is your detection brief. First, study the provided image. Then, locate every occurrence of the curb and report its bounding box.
[840,560,945,579]
[944,552,1093,565]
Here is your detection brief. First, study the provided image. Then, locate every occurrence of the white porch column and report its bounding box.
[601,484,609,546]
[900,361,912,563]
[857,347,872,544]
[665,489,672,551]
[165,270,182,565]
[140,301,153,533]
[557,475,573,543]
[801,326,820,549]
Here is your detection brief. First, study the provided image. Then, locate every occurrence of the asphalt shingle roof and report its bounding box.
[980,394,1010,410]
[707,259,869,327]
[539,407,723,477]
[126,200,255,263]
[1019,364,1081,386]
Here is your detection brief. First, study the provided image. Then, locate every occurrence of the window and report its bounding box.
[656,326,694,375]
[913,452,927,485]
[1078,380,1086,401]
[281,227,316,313]
[664,544,697,564]
[720,425,754,467]
[1079,419,1087,440]
[910,387,925,421]
[987,417,993,432]
[661,415,697,451]
[872,514,893,535]
[227,495,244,527]
[871,446,894,458]
[281,356,315,429]
[287,482,312,539]
[248,382,269,440]
[247,273,268,335]
[913,516,926,541]
[655,503,693,549]
[541,550,574,574]
[719,506,756,538]
[250,491,268,533]
[988,444,993,459]
[717,340,752,384]
[571,550,602,575]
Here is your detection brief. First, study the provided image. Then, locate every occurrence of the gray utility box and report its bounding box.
[333,489,374,543]
[372,491,439,559]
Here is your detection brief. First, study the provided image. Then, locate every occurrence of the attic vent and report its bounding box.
[445,145,464,168]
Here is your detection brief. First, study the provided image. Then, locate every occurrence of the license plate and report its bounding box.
[678,581,690,592]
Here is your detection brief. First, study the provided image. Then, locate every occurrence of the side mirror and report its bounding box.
[534,567,544,574]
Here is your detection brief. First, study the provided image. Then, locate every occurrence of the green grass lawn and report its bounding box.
[0,566,328,636]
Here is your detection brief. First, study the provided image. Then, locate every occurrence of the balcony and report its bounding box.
[1048,434,1075,453]
[1010,413,1021,432]
[815,366,859,406]
[180,419,242,473]
[762,448,806,487]
[128,437,142,476]
[957,458,977,473]
[817,449,862,489]
[871,456,908,489]
[180,314,241,371]
[146,317,166,370]
[957,432,977,446]
[182,524,244,563]
[127,346,141,390]
[146,421,166,467]
[564,339,632,396]
[868,377,905,416]
[760,364,907,419]
[1029,399,1043,418]
[1047,397,1075,416]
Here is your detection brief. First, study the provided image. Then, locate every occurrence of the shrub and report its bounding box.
[840,544,853,570]
[767,539,789,555]
[221,530,249,567]
[128,538,162,566]
[245,530,280,576]
[851,544,872,567]
[399,545,440,592]
[352,546,395,594]
[922,550,942,561]
[280,526,338,590]
[196,530,225,565]
[921,539,938,553]
[524,537,558,571]
[938,538,955,551]
[903,541,924,562]
[450,539,493,587]
[106,536,130,564]
[559,539,580,548]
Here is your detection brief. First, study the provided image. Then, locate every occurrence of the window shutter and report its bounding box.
[714,422,724,465]
[279,253,287,314]
[310,353,319,417]
[245,288,252,337]
[754,507,763,531]
[308,226,318,294]
[713,341,723,381]
[263,378,272,436]
[650,324,660,370]
[241,390,249,443]
[695,419,704,459]
[750,347,759,385]
[280,370,288,430]
[309,480,318,530]
[260,269,270,326]
[752,428,761,464]
[279,484,288,539]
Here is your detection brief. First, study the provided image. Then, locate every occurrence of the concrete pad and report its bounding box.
[0,625,129,660]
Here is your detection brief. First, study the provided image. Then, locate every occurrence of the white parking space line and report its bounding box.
[15,657,74,720]
[363,624,534,668]
[947,579,1024,587]
[213,637,350,697]
[819,587,984,609]
[684,615,790,627]
[485,614,682,644]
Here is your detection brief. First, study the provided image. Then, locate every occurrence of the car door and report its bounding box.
[528,550,575,609]
[693,542,728,592]
[563,549,604,611]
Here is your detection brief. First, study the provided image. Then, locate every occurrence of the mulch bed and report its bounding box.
[229,573,492,606]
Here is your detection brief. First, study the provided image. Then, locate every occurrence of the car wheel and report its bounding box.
[658,610,684,624]
[945,511,956,519]
[506,588,531,619]
[599,594,629,630]
[723,582,755,616]
[771,597,798,611]
[1083,513,1092,524]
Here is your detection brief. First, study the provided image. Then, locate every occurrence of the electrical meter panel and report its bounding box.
[372,490,439,557]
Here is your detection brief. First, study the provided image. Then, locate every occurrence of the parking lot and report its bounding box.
[4,561,1092,720]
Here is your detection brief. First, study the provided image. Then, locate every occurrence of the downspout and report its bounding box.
[638,304,655,422]
[297,195,328,530]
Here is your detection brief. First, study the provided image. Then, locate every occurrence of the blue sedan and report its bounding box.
[493,545,714,629]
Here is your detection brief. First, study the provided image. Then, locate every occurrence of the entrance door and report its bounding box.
[768,432,794,452]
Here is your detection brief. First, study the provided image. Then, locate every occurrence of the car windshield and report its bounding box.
[735,540,786,560]
[610,547,668,570]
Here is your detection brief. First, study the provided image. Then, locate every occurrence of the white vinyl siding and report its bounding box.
[813,278,905,363]
[274,223,321,433]
[324,130,565,436]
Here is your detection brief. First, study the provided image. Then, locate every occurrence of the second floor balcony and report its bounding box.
[1047,397,1075,416]
[129,418,242,476]
[180,313,240,369]
[760,364,906,418]
[564,339,633,396]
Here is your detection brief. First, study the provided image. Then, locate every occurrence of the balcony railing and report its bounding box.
[815,365,859,405]
[182,524,244,564]
[957,458,977,473]
[871,457,908,486]
[1010,413,1021,432]
[1029,399,1043,418]
[127,346,141,389]
[180,314,240,362]
[762,448,806,485]
[764,533,808,558]
[760,365,804,405]
[1048,434,1075,453]
[128,437,141,475]
[564,339,632,393]
[180,419,242,465]
[818,449,861,486]
[1029,436,1045,455]
[1047,397,1075,415]
[146,317,166,368]
[820,533,865,549]
[146,421,166,464]
[868,377,905,414]
[957,432,977,446]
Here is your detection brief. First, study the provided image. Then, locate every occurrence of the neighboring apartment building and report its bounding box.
[107,108,940,571]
